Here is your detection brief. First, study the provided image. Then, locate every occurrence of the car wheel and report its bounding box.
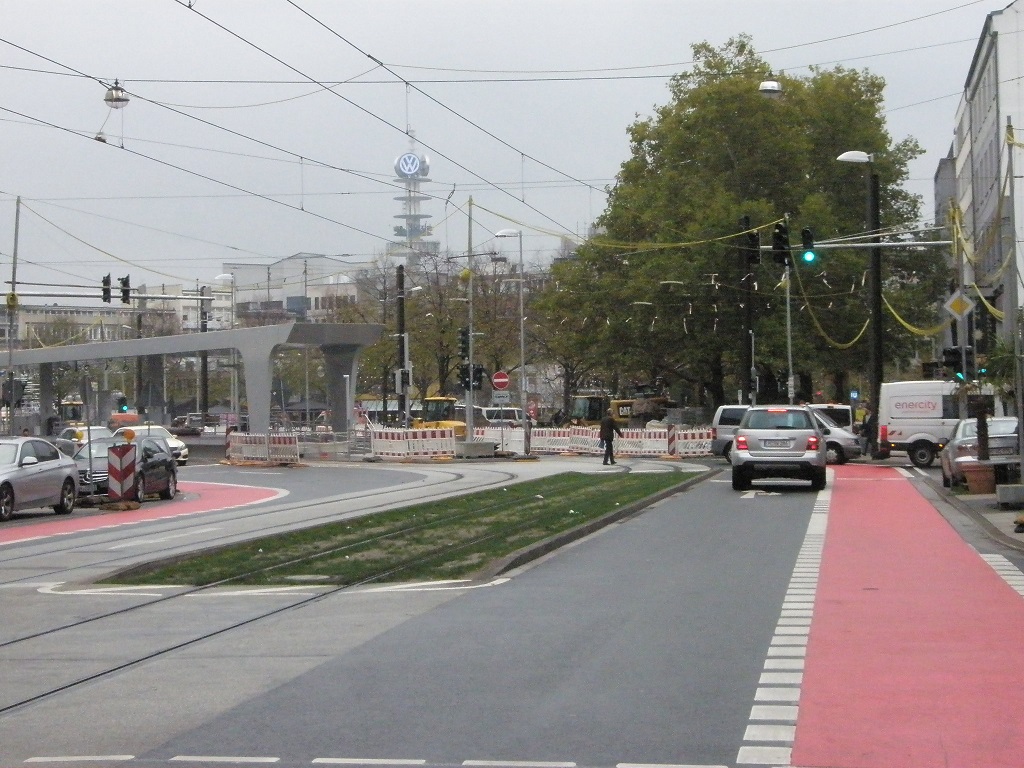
[177,460,188,466]
[731,466,751,491]
[723,443,732,463]
[53,478,76,515]
[0,484,12,522]
[908,441,936,468]
[825,442,846,465]
[810,467,827,491]
[160,472,177,500]
[135,472,146,502]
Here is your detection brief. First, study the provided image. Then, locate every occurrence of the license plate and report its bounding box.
[763,439,790,448]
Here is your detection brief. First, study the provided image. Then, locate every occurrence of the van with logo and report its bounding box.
[876,380,1007,468]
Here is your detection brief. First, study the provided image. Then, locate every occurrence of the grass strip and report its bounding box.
[108,471,693,587]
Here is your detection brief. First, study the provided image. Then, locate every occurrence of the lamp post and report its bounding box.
[837,150,883,428]
[215,273,238,429]
[495,229,528,446]
[448,251,497,440]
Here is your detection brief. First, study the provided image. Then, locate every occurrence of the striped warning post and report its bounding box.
[107,443,137,501]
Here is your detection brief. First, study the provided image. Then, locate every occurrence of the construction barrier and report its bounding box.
[370,427,456,459]
[473,426,526,454]
[107,443,137,501]
[530,425,713,458]
[227,433,301,463]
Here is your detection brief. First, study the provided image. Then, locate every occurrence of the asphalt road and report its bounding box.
[1,456,1023,767]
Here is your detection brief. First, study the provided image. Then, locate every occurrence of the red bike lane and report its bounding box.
[794,463,1024,767]
[0,481,285,546]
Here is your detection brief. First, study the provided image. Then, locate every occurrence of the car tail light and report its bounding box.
[736,435,748,450]
[712,427,718,439]
[880,425,887,443]
[807,435,820,450]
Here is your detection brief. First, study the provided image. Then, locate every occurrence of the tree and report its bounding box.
[535,35,945,409]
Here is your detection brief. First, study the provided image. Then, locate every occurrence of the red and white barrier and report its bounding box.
[107,443,137,501]
[370,427,456,459]
[227,433,301,463]
[529,425,713,458]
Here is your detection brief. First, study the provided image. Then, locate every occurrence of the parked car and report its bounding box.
[74,435,178,500]
[711,404,750,460]
[0,437,79,521]
[113,425,189,465]
[813,410,863,465]
[939,416,1019,488]
[730,405,828,491]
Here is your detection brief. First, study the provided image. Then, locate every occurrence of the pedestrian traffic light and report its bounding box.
[101,274,112,303]
[118,275,131,303]
[458,362,471,389]
[772,222,790,266]
[458,326,470,359]
[800,228,816,263]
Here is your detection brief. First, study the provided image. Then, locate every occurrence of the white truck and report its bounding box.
[877,380,1007,467]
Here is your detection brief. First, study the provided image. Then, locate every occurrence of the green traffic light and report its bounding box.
[801,249,816,263]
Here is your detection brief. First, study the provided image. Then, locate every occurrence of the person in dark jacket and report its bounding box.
[599,408,623,465]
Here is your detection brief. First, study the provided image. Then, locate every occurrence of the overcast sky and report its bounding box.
[0,0,1000,303]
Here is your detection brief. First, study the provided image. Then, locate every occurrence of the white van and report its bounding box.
[877,380,1007,468]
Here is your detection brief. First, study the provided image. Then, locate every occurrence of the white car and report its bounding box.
[114,425,189,465]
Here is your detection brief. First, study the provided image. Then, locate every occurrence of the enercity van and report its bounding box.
[877,380,1007,468]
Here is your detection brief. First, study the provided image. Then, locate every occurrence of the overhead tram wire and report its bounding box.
[173,0,580,238]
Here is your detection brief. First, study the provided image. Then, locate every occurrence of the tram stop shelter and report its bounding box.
[10,321,383,434]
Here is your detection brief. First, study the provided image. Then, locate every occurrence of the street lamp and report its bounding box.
[495,229,528,446]
[837,150,883,429]
[448,251,497,440]
[215,273,238,429]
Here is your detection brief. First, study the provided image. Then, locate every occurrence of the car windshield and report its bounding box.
[0,444,18,465]
[745,409,814,430]
[961,419,1018,438]
[815,412,840,428]
[75,440,116,460]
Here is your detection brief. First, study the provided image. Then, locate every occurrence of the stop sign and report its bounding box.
[492,370,510,390]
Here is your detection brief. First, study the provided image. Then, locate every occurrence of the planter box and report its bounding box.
[963,463,997,494]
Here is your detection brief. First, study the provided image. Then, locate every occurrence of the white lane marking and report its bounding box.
[170,758,279,764]
[735,478,830,768]
[981,554,1024,597]
[617,764,728,768]
[187,587,321,597]
[108,527,222,549]
[463,763,575,768]
[312,761,426,765]
[361,578,510,593]
[37,584,178,597]
[25,758,134,763]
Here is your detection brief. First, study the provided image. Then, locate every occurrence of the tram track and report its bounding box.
[0,472,645,717]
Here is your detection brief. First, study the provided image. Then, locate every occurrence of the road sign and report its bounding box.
[492,391,511,404]
[492,370,510,390]
[944,290,976,320]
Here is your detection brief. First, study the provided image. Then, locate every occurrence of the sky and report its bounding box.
[0,0,1002,305]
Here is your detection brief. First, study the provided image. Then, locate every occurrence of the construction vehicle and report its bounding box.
[412,396,467,437]
[568,384,676,428]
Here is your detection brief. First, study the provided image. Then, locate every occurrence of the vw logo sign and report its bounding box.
[395,153,422,178]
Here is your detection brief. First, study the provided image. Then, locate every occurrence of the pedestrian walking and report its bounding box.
[861,404,877,458]
[599,408,623,465]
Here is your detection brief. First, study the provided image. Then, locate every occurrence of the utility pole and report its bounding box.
[396,264,408,428]
[7,197,19,434]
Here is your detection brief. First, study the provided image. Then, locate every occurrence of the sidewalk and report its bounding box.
[937,482,1024,551]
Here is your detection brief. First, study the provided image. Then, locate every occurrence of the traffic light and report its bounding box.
[472,364,485,389]
[458,363,471,389]
[746,230,760,264]
[116,394,129,413]
[738,216,760,264]
[118,275,131,303]
[800,228,816,263]
[942,346,975,379]
[101,274,112,303]
[772,222,790,266]
[458,327,470,359]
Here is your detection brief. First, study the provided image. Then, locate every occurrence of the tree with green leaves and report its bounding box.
[536,35,947,410]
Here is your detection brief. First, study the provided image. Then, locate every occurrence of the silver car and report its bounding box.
[814,411,863,465]
[730,405,828,491]
[0,437,80,521]
[939,416,1018,488]
[114,425,189,465]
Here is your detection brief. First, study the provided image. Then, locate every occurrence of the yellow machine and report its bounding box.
[412,396,467,437]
